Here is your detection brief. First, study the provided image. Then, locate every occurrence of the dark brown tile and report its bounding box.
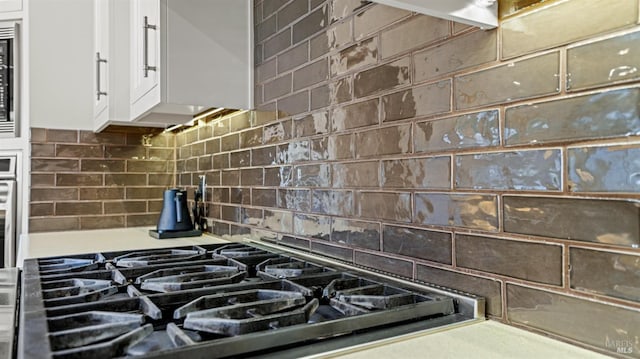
[56,202,102,216]
[211,221,231,236]
[190,143,205,157]
[356,191,412,222]
[264,28,292,59]
[310,85,330,110]
[104,201,147,214]
[293,58,328,91]
[80,216,125,230]
[294,213,331,240]
[262,0,288,19]
[31,128,46,142]
[264,120,293,144]
[46,129,78,143]
[127,160,167,172]
[383,225,452,264]
[311,241,353,262]
[278,42,309,73]
[570,247,640,303]
[105,146,146,159]
[382,80,451,122]
[355,124,411,158]
[213,153,230,169]
[416,265,502,317]
[331,99,379,132]
[198,124,213,141]
[30,203,54,217]
[56,173,103,187]
[198,155,212,171]
[241,168,264,186]
[503,196,640,247]
[240,128,263,148]
[507,284,640,356]
[277,91,309,117]
[310,32,329,60]
[277,140,310,164]
[292,164,330,187]
[253,188,278,207]
[79,188,124,200]
[292,5,328,44]
[125,187,165,200]
[278,189,310,211]
[355,251,413,278]
[280,235,310,250]
[293,111,329,137]
[148,174,174,186]
[213,118,230,137]
[205,138,220,153]
[31,174,55,187]
[332,161,379,188]
[252,111,279,126]
[219,170,240,187]
[264,73,292,102]
[331,218,380,250]
[31,188,78,202]
[568,144,640,193]
[126,214,157,227]
[330,37,378,77]
[185,158,198,171]
[415,193,498,231]
[221,205,241,222]
[311,134,353,161]
[252,146,278,166]
[104,174,147,186]
[230,150,251,168]
[221,133,240,152]
[455,149,562,191]
[230,188,250,205]
[29,217,79,232]
[31,144,55,157]
[56,144,103,158]
[382,157,450,189]
[31,159,79,172]
[311,190,353,216]
[505,88,640,146]
[354,57,411,98]
[242,208,263,226]
[265,166,292,186]
[229,111,252,132]
[456,234,562,285]
[79,131,126,145]
[414,110,500,153]
[81,159,126,172]
[148,148,174,161]
[262,210,293,232]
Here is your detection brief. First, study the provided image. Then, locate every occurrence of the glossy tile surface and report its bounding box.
[355,124,411,158]
[567,30,640,91]
[311,241,354,262]
[456,234,562,285]
[278,188,310,212]
[356,191,412,222]
[382,80,451,122]
[455,149,562,191]
[354,57,411,98]
[354,4,409,40]
[455,52,559,110]
[416,264,502,317]
[505,88,640,145]
[380,15,449,59]
[414,29,497,83]
[354,251,413,278]
[311,190,353,216]
[383,225,452,264]
[331,218,381,250]
[415,193,498,231]
[381,157,451,189]
[292,164,330,187]
[331,99,379,131]
[503,196,640,246]
[330,37,378,77]
[294,213,331,240]
[568,144,640,193]
[332,161,379,188]
[293,111,329,138]
[311,134,353,161]
[501,0,638,59]
[570,247,640,303]
[507,284,640,356]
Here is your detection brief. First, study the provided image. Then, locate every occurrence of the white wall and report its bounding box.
[29,0,93,130]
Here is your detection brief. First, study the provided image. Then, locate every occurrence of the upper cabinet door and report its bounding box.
[0,0,21,13]
[93,0,109,125]
[130,0,160,107]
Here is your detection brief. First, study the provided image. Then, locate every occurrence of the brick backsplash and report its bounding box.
[29,128,175,232]
[28,0,640,356]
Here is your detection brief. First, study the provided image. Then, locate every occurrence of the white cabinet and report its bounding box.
[0,0,21,14]
[127,0,253,126]
[93,0,109,127]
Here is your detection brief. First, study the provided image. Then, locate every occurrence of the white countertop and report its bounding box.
[20,227,608,359]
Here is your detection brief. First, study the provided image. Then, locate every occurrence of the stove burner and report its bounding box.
[38,258,98,274]
[257,257,329,278]
[114,249,205,268]
[135,265,245,292]
[180,290,318,336]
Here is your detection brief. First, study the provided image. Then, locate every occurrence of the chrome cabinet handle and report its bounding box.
[143,15,157,78]
[96,52,107,100]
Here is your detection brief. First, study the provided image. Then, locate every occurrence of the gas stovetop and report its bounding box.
[19,241,483,359]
